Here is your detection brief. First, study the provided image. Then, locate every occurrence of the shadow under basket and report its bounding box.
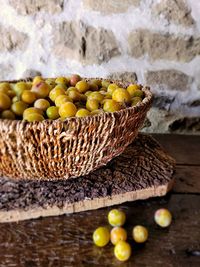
[0,79,153,180]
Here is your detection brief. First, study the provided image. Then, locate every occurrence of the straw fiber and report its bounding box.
[0,79,153,180]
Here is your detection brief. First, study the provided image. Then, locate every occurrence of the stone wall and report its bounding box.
[0,0,199,133]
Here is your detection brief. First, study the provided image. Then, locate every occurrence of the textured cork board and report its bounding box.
[0,134,175,223]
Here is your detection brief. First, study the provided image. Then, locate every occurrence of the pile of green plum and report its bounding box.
[0,75,145,122]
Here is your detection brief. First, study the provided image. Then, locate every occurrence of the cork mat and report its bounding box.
[0,134,175,223]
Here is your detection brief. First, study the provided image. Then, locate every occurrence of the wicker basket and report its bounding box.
[0,78,153,180]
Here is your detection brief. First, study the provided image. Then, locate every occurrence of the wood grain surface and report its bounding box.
[0,134,200,267]
[173,166,200,193]
[154,134,200,165]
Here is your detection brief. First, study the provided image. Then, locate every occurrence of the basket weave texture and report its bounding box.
[0,79,152,180]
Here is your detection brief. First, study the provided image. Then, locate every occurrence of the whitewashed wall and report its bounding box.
[0,0,200,133]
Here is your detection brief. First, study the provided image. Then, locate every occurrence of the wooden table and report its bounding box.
[0,134,200,267]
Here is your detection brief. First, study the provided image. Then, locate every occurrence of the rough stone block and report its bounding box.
[169,117,200,133]
[53,21,120,64]
[107,71,137,83]
[9,0,64,15]
[0,25,28,52]
[152,0,194,27]
[128,29,200,62]
[83,0,140,14]
[145,69,192,91]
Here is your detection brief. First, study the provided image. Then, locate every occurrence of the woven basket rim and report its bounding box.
[0,78,153,127]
